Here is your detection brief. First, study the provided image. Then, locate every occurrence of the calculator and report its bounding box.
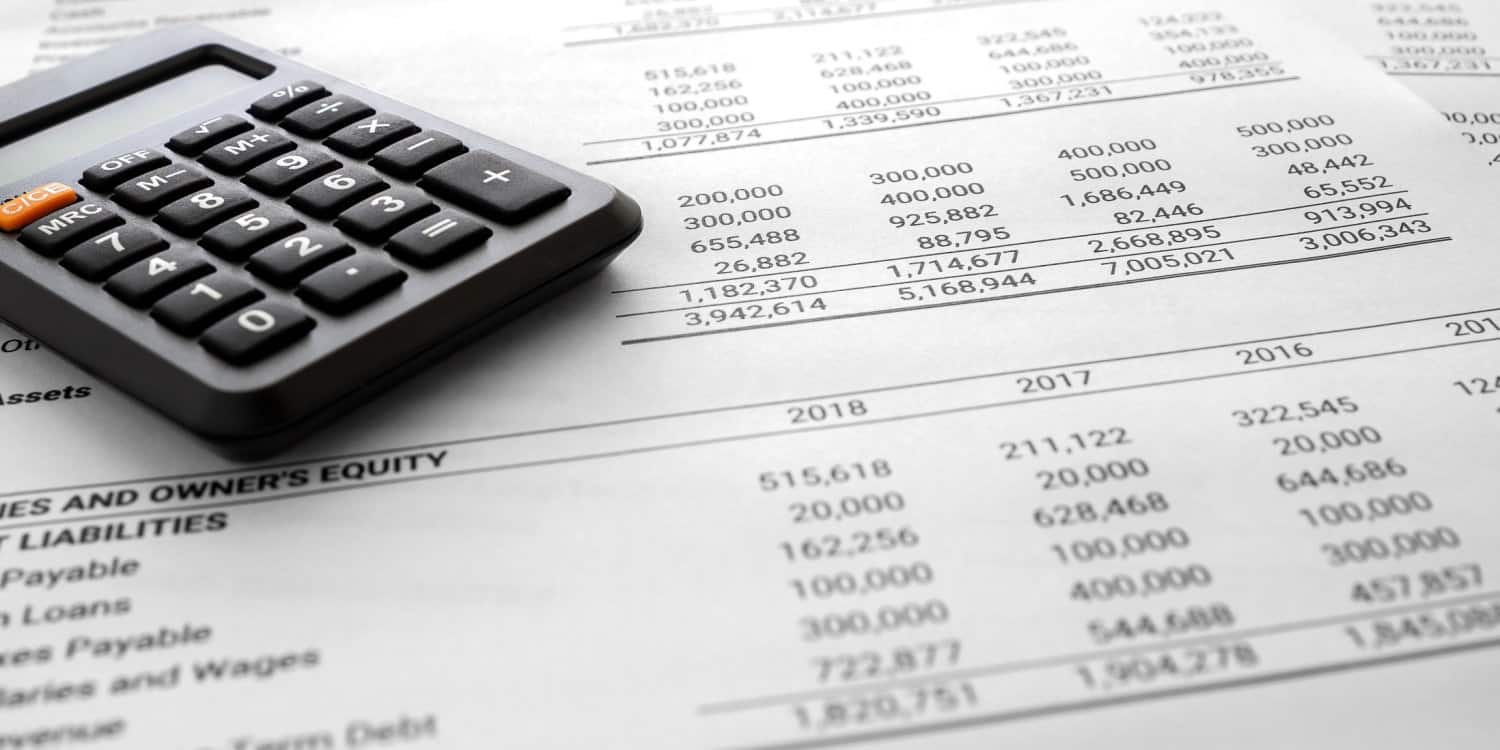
[0,27,641,457]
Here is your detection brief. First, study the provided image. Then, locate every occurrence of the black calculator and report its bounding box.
[0,27,641,457]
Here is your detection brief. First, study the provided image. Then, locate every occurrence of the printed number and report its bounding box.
[235,213,271,232]
[188,283,223,301]
[371,195,406,213]
[146,257,178,276]
[189,192,225,210]
[93,231,125,253]
[283,236,324,257]
[323,174,357,190]
[238,310,276,333]
[276,154,310,170]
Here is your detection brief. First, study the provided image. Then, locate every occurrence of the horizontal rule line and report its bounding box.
[609,190,1414,294]
[583,78,1299,165]
[614,212,1429,316]
[3,332,1496,532]
[720,635,1500,750]
[701,586,1500,713]
[618,237,1450,344]
[2,297,1492,501]
[583,62,1286,145]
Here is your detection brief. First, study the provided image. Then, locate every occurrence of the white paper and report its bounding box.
[4,1,1500,748]
[1299,0,1500,167]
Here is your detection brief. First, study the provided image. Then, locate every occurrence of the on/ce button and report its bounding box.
[0,183,78,232]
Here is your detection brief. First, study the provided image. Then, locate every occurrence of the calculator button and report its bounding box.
[113,165,213,213]
[17,202,123,257]
[167,115,254,156]
[246,229,353,288]
[155,187,258,237]
[281,96,374,138]
[419,150,570,224]
[150,274,265,336]
[287,167,387,219]
[201,302,314,365]
[80,149,170,191]
[60,224,167,281]
[241,149,340,197]
[334,188,438,242]
[0,182,77,232]
[199,129,297,175]
[248,80,329,120]
[370,131,466,180]
[103,249,213,308]
[296,254,407,314]
[325,114,419,158]
[200,207,304,261]
[386,211,492,268]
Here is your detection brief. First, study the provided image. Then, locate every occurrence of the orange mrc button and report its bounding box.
[0,182,78,232]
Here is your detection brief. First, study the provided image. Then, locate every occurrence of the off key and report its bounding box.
[0,183,77,232]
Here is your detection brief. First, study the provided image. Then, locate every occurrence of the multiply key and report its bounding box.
[419,150,570,224]
[326,114,417,158]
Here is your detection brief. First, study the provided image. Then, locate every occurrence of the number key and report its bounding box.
[104,249,213,308]
[246,228,353,288]
[155,187,257,237]
[150,274,265,336]
[201,207,304,261]
[242,149,340,197]
[60,225,167,281]
[201,302,315,365]
[287,167,386,220]
[334,188,437,242]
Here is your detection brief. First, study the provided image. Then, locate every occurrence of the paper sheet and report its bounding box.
[4,1,1500,747]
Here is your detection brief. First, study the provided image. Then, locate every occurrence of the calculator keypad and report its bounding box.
[282,97,373,138]
[248,81,328,120]
[242,149,340,196]
[387,211,492,268]
[370,131,466,179]
[199,129,297,175]
[287,167,387,219]
[200,302,314,364]
[19,202,123,257]
[80,149,170,191]
[201,207,304,261]
[103,249,213,308]
[167,115,253,156]
[113,165,213,212]
[295,254,407,314]
[419,150,571,224]
[150,275,266,336]
[334,188,437,242]
[247,229,353,288]
[59,224,167,281]
[155,187,257,237]
[6,81,576,368]
[326,114,419,158]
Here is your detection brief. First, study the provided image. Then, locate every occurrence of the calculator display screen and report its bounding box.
[0,64,257,187]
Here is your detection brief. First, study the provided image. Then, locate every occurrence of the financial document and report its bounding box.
[4,0,1500,748]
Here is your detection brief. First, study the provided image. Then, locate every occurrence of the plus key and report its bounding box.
[419,150,570,224]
